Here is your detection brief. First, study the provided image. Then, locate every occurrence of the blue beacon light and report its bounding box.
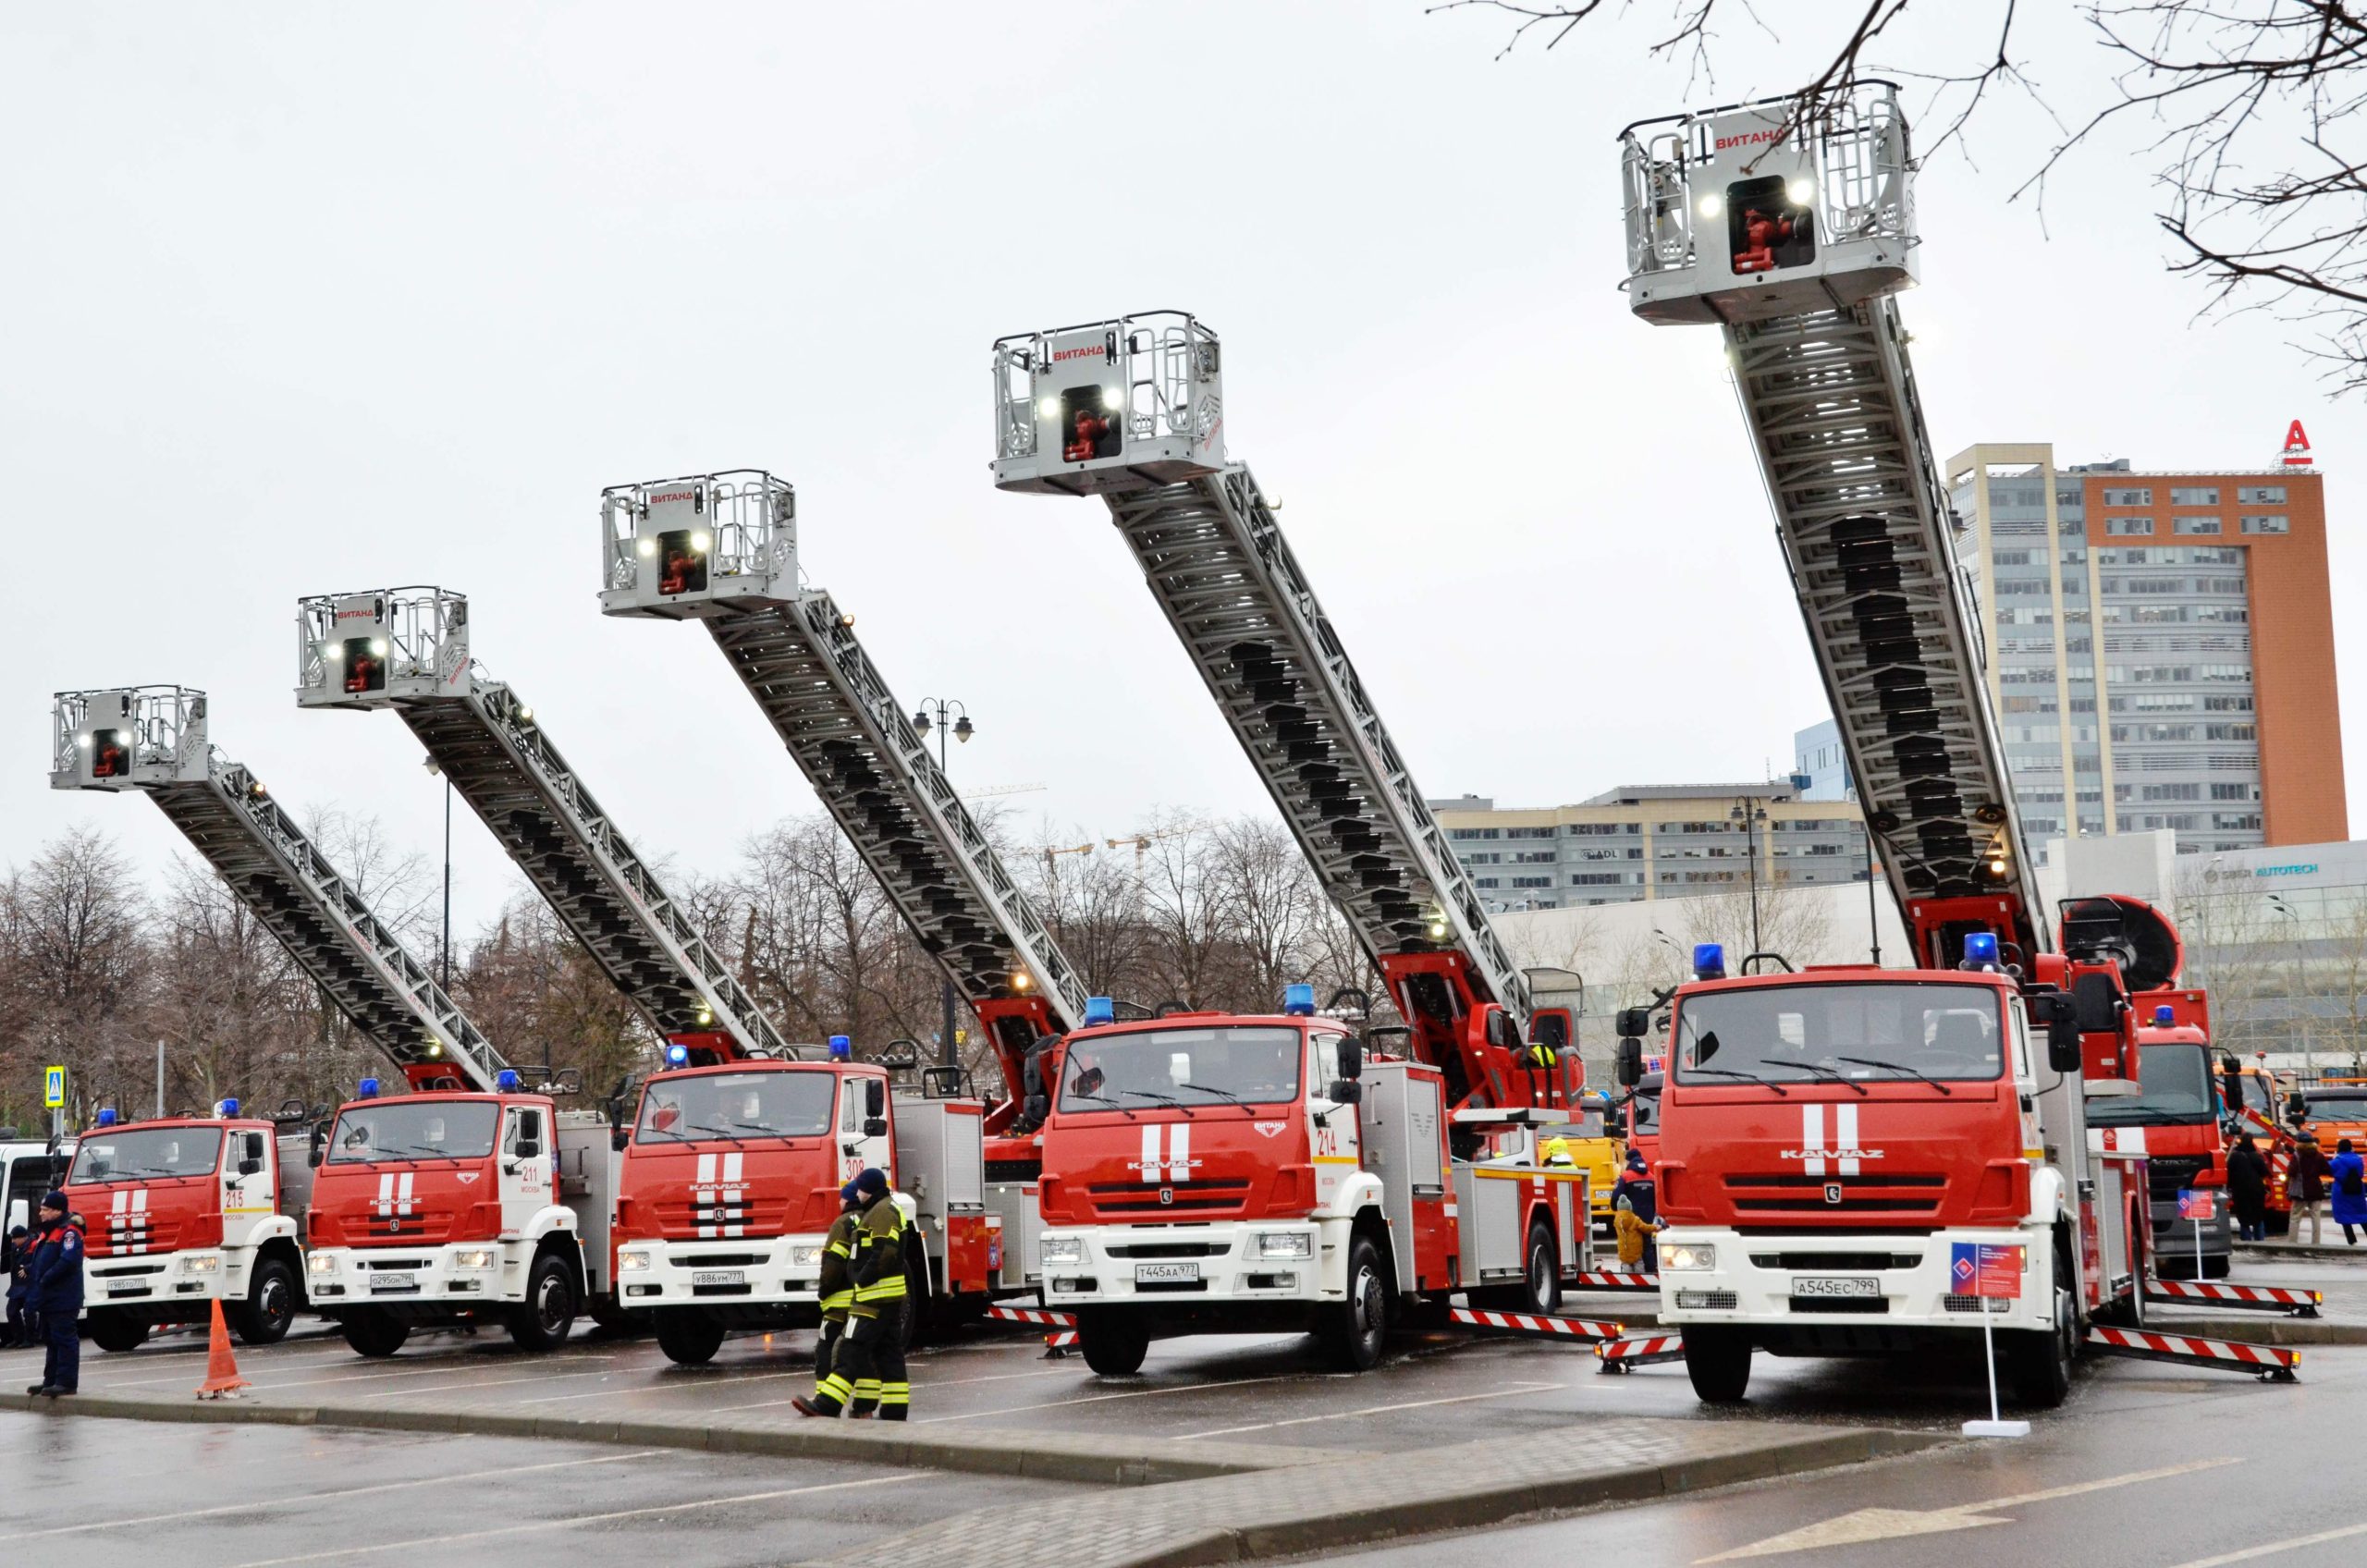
[1962,932,2001,969]
[358,1077,381,1098]
[2154,1005,2177,1026]
[496,1069,520,1092]
[664,1044,691,1068]
[1084,996,1115,1027]
[1691,943,1725,980]
[1282,983,1316,1016]
[95,1108,118,1128]
[828,1035,852,1060]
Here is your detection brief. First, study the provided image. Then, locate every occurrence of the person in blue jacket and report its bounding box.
[25,1193,84,1397]
[3,1224,32,1349]
[2331,1138,2367,1247]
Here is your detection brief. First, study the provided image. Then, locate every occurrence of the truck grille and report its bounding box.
[1105,1242,1229,1259]
[2148,1156,2209,1201]
[1727,1173,1945,1218]
[1748,1252,1920,1271]
[1085,1180,1251,1219]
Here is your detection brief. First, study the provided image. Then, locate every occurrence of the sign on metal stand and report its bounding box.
[2178,1187,2215,1276]
[1955,1241,2030,1438]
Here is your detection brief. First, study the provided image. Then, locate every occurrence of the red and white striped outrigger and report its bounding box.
[1447,1306,1624,1342]
[2144,1278,2322,1317]
[2085,1325,2300,1381]
[1594,1331,1685,1373]
[986,1303,1080,1356]
[1568,1270,1660,1292]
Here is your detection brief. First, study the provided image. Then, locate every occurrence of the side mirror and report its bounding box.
[308,1125,325,1169]
[2046,1016,2083,1075]
[1327,1080,1364,1106]
[307,1146,324,1170]
[863,1117,889,1138]
[1023,1092,1050,1125]
[237,1157,264,1177]
[516,1140,541,1161]
[1616,1037,1643,1089]
[1338,1036,1364,1081]
[865,1079,886,1119]
[2287,1092,2308,1121]
[1613,1007,1653,1040]
[610,1127,630,1153]
[2071,973,2126,1034]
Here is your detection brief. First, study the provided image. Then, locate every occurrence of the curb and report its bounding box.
[0,1390,1324,1486]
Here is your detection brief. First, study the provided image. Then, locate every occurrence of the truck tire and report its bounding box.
[507,1251,579,1352]
[1681,1327,1751,1403]
[1518,1219,1562,1317]
[87,1310,151,1354]
[654,1308,726,1366]
[342,1310,410,1358]
[2201,1254,2232,1280]
[2007,1245,2077,1409]
[1315,1234,1390,1372]
[233,1257,300,1346]
[1077,1311,1149,1377]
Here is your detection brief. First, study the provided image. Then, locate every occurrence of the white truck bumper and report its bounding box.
[1038,1220,1332,1308]
[83,1248,239,1310]
[304,1241,524,1307]
[612,1232,827,1308]
[1656,1227,2055,1333]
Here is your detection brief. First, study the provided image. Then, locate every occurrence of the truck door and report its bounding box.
[839,1074,893,1184]
[499,1105,551,1235]
[1310,1033,1364,1207]
[220,1129,276,1247]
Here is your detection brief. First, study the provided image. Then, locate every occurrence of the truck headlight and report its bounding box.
[452,1249,497,1270]
[180,1255,220,1274]
[790,1245,824,1268]
[307,1252,337,1276]
[618,1250,653,1272]
[1254,1231,1312,1260]
[1040,1236,1085,1267]
[1662,1243,1717,1272]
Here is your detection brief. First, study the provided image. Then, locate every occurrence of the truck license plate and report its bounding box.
[368,1271,418,1292]
[693,1270,745,1287]
[106,1282,149,1297]
[1134,1262,1199,1285]
[1792,1275,1879,1298]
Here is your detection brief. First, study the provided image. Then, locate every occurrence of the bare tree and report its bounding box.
[0,827,152,1127]
[1439,1,2367,392]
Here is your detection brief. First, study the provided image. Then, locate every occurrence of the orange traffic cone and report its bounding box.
[196,1300,248,1399]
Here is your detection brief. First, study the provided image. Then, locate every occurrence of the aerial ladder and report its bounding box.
[987,315,1576,1142]
[294,587,794,1065]
[595,472,1092,1159]
[53,685,505,1093]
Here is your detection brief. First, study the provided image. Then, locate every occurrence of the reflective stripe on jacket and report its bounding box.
[850,1198,907,1310]
[817,1209,861,1318]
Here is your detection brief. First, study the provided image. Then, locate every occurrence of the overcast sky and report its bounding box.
[4,4,2357,943]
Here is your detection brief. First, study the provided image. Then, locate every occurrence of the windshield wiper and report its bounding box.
[1834,1056,1955,1096]
[1066,1092,1136,1121]
[1119,1088,1193,1117]
[1782,1062,1869,1096]
[688,1121,749,1145]
[1685,1066,1789,1096]
[1179,1082,1257,1116]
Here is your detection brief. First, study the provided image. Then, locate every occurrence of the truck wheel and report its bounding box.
[1077,1311,1149,1377]
[233,1257,300,1346]
[1316,1235,1390,1372]
[2007,1246,2077,1409]
[87,1310,151,1354]
[2201,1254,2231,1280]
[342,1310,409,1358]
[1518,1219,1562,1316]
[1681,1328,1751,1403]
[508,1251,579,1352]
[653,1308,726,1366]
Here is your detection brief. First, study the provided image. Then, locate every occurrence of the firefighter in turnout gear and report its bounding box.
[791,1168,909,1418]
[806,1182,862,1405]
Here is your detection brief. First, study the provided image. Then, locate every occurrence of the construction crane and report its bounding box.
[293,588,793,1064]
[51,687,505,1092]
[988,314,1574,1124]
[595,472,1091,1145]
[1618,84,2041,969]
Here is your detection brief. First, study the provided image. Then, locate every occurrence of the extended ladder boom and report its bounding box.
[1619,86,2044,965]
[296,589,795,1062]
[991,315,1564,1115]
[598,472,1089,1104]
[51,686,506,1091]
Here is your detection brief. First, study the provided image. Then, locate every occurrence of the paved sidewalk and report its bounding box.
[793,1420,1944,1568]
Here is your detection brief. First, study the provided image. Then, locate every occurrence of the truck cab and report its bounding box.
[67,1109,311,1351]
[2096,1003,2230,1277]
[302,1079,608,1356]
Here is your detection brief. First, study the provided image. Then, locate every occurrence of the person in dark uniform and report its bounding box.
[791,1168,908,1419]
[804,1182,862,1408]
[26,1193,84,1396]
[3,1224,31,1348]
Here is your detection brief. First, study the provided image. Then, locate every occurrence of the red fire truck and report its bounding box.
[610,1037,996,1363]
[67,1105,313,1352]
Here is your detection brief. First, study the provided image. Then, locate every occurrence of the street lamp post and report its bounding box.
[2269,894,2312,1078]
[423,756,452,989]
[1728,796,1768,957]
[913,698,975,1070]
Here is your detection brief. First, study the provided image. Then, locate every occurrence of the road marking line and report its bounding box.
[353,1365,627,1400]
[0,1451,662,1542]
[226,1472,918,1565]
[1699,1458,2243,1562]
[1178,1381,1564,1439]
[912,1372,1306,1423]
[2166,1520,2367,1568]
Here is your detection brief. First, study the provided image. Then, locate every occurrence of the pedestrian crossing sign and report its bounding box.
[43,1065,65,1108]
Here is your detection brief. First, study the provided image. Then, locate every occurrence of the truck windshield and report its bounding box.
[326,1101,498,1164]
[1628,1077,1662,1135]
[1060,1026,1302,1112]
[1672,982,2005,1085]
[2090,1044,2217,1126]
[2305,1093,2367,1122]
[70,1128,224,1183]
[636,1072,838,1144]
